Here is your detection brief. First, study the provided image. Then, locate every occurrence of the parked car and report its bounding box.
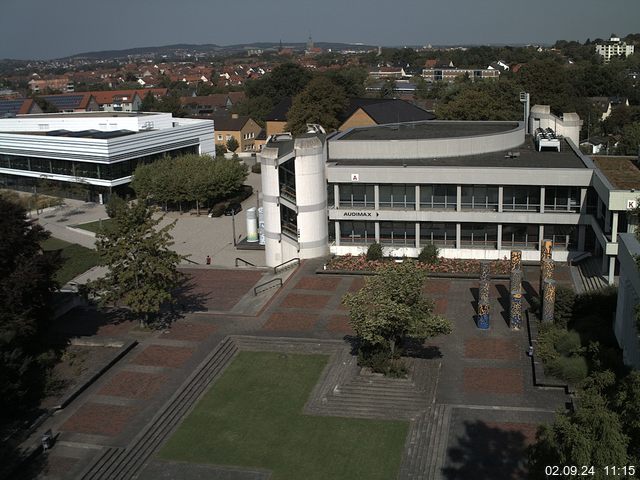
[224,202,242,216]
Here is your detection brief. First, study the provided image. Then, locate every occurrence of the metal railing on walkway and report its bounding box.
[273,257,300,274]
[254,278,283,295]
[235,257,256,267]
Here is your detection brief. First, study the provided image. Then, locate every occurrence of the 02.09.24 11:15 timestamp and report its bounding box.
[546,465,638,477]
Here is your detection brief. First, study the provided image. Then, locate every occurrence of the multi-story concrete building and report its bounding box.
[0,112,214,202]
[258,106,638,285]
[595,34,635,63]
[421,65,500,82]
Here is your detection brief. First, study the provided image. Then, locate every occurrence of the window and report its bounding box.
[379,184,416,209]
[502,224,539,249]
[544,187,580,212]
[217,135,223,141]
[339,184,374,208]
[226,135,232,141]
[280,205,297,239]
[460,223,498,248]
[278,158,296,202]
[420,184,456,209]
[420,222,456,247]
[340,221,376,244]
[503,186,540,211]
[461,185,498,210]
[543,224,576,250]
[379,222,416,246]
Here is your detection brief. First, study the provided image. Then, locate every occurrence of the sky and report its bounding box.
[2,0,640,60]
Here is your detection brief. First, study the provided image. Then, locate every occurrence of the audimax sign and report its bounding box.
[342,211,379,217]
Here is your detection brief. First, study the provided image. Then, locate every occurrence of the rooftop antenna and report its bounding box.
[519,92,530,134]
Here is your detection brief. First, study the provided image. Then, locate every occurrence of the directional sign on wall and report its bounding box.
[627,199,637,210]
[351,173,359,182]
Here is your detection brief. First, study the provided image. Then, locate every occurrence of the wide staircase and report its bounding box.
[576,257,609,292]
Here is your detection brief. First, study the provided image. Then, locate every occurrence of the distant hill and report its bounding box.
[59,41,378,61]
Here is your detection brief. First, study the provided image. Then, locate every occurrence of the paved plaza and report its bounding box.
[21,258,570,480]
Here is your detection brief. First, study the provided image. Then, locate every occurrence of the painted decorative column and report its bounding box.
[542,279,557,323]
[477,261,491,329]
[510,289,523,330]
[540,258,554,295]
[539,240,553,294]
[510,268,522,296]
[510,250,522,272]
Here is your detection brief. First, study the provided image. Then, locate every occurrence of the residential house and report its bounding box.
[180,93,246,116]
[38,93,99,112]
[596,34,635,63]
[589,96,630,121]
[28,75,74,93]
[0,98,42,117]
[211,114,262,152]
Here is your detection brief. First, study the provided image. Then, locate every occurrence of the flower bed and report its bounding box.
[326,254,510,275]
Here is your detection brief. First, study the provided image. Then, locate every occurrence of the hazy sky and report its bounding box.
[2,0,639,60]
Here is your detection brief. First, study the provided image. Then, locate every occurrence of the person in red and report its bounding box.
[206,255,211,265]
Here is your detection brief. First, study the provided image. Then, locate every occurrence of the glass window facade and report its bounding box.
[379,221,416,246]
[420,184,456,209]
[502,224,539,249]
[503,186,540,211]
[420,222,456,247]
[543,224,577,250]
[0,146,198,181]
[460,223,498,248]
[278,158,296,202]
[379,184,416,209]
[461,185,498,210]
[339,221,376,244]
[339,184,374,208]
[280,205,297,239]
[544,187,580,212]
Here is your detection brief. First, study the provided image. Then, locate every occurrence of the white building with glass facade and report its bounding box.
[0,112,214,202]
[258,107,638,284]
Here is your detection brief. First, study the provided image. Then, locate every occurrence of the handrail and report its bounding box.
[235,257,256,267]
[273,257,300,274]
[183,257,199,265]
[254,278,283,295]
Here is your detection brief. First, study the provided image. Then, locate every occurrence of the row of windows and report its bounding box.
[0,146,198,181]
[332,221,576,250]
[331,184,580,213]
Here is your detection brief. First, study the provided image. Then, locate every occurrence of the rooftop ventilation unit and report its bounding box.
[266,132,293,144]
[306,124,326,134]
[534,127,561,152]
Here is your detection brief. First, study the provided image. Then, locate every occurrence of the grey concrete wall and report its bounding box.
[615,233,640,369]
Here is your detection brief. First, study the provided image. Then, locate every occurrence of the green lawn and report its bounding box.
[41,237,100,284]
[74,218,114,234]
[159,352,409,480]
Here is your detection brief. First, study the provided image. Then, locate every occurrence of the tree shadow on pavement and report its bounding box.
[442,420,529,480]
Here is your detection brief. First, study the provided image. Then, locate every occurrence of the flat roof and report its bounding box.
[14,112,157,119]
[0,129,138,139]
[338,121,520,141]
[329,136,587,169]
[592,156,640,190]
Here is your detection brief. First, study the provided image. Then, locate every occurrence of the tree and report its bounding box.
[436,79,522,121]
[0,197,59,416]
[617,122,640,155]
[528,372,630,479]
[215,143,227,158]
[90,201,185,327]
[226,136,239,153]
[105,194,127,219]
[140,92,159,111]
[378,78,397,99]
[285,77,348,134]
[342,262,452,360]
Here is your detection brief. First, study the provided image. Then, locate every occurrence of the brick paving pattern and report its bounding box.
[131,345,195,369]
[162,321,217,342]
[424,280,451,295]
[98,371,168,399]
[463,367,524,395]
[181,268,263,311]
[262,312,320,331]
[294,276,341,291]
[61,403,138,437]
[327,314,354,334]
[485,422,539,446]
[347,277,365,292]
[280,293,331,309]
[464,338,520,360]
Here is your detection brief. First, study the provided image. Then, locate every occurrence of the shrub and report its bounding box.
[105,194,127,219]
[251,163,261,174]
[554,286,576,328]
[227,185,254,205]
[357,345,407,378]
[553,330,582,357]
[366,242,383,261]
[209,203,227,217]
[418,244,439,265]
[535,323,563,363]
[546,356,589,384]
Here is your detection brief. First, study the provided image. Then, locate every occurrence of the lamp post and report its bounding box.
[231,211,237,247]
